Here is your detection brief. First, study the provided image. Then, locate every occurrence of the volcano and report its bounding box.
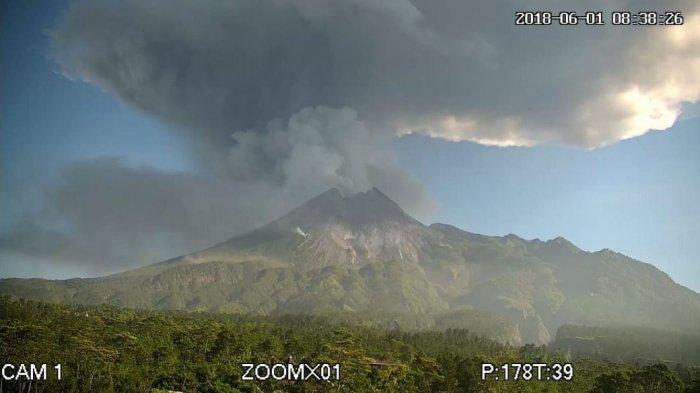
[2,188,699,345]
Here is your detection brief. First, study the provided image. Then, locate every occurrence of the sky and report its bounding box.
[1,0,699,291]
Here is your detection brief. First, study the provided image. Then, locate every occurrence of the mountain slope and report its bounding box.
[1,188,699,345]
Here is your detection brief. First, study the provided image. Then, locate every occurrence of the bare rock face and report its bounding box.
[273,187,422,230]
[269,187,431,269]
[182,187,434,270]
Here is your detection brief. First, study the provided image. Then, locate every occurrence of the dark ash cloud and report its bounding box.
[2,158,267,270]
[1,107,436,273]
[5,0,700,274]
[51,0,700,150]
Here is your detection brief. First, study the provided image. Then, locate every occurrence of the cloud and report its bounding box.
[1,158,264,271]
[229,104,437,214]
[223,105,436,219]
[51,0,700,150]
[7,0,698,273]
[1,108,435,273]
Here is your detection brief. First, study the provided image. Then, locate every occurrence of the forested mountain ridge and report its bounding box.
[1,188,699,346]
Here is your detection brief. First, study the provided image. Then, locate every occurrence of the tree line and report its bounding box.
[1,296,699,392]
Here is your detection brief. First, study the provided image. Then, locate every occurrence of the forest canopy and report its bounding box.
[1,296,699,393]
